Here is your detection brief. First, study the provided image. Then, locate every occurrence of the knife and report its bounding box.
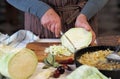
[60,31,77,50]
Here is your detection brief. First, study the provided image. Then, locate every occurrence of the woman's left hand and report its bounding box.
[75,13,96,44]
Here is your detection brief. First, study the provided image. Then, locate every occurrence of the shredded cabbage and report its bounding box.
[44,45,72,56]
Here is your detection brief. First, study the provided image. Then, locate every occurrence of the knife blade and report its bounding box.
[60,31,77,50]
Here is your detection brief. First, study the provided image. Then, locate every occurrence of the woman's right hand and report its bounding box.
[41,8,61,37]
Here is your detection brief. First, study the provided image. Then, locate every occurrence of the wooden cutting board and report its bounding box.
[26,42,74,63]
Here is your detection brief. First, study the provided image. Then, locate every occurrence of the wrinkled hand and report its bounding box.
[41,8,61,37]
[75,14,96,44]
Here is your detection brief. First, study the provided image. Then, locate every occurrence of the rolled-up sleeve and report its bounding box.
[81,0,109,20]
[6,0,51,18]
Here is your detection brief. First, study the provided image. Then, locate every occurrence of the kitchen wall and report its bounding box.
[98,0,120,37]
[0,0,24,35]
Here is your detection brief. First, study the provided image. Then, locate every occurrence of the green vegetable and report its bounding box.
[43,54,60,68]
[0,47,38,79]
[66,65,109,79]
[46,53,55,65]
[0,45,13,58]
[61,28,92,53]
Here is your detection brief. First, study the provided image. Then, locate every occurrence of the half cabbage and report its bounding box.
[0,46,38,79]
[61,28,92,53]
[66,65,109,79]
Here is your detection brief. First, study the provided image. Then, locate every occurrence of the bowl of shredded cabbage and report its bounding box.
[74,45,120,79]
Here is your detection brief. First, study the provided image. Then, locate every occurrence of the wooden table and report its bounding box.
[97,35,120,46]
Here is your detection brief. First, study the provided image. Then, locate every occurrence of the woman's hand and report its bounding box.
[75,14,96,44]
[41,8,61,37]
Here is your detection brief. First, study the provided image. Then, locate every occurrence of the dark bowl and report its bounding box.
[74,46,120,79]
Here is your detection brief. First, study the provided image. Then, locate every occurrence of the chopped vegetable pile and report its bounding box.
[44,45,72,56]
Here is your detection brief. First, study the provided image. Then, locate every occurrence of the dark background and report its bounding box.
[0,0,120,36]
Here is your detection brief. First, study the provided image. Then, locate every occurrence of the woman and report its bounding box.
[6,0,109,43]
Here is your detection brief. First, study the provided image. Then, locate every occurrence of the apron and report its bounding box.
[24,0,98,38]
